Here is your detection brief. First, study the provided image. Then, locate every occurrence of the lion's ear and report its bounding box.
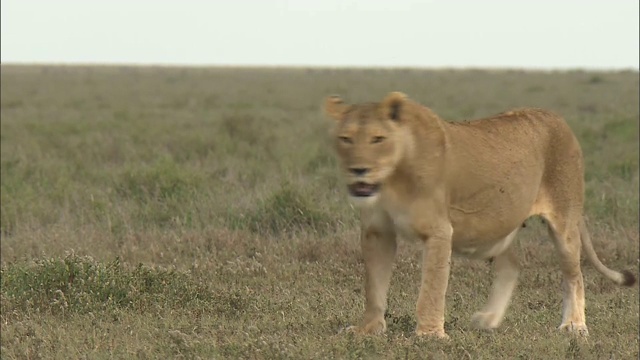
[381,91,408,121]
[324,95,348,121]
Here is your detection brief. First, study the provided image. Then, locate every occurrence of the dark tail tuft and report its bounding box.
[621,270,637,287]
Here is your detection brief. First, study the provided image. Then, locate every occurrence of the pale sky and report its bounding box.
[1,0,639,69]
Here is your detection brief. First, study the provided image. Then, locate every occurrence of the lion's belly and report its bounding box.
[388,209,522,260]
[452,227,519,259]
[450,204,527,240]
[448,170,541,249]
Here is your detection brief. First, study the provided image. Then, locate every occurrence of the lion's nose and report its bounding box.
[349,167,369,176]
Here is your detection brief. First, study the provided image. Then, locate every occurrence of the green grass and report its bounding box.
[1,65,638,359]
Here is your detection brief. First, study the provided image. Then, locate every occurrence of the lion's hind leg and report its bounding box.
[545,216,589,336]
[472,240,520,330]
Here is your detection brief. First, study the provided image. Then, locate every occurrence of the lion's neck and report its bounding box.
[385,112,451,198]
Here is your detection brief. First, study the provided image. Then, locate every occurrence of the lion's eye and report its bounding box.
[371,136,386,144]
[339,136,353,144]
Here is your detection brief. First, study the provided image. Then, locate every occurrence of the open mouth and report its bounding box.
[347,182,380,197]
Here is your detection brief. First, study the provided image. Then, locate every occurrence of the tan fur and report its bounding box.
[323,92,636,339]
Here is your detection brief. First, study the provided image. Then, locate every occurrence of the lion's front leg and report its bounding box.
[415,224,453,339]
[351,218,397,335]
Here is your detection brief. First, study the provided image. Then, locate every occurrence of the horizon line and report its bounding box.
[1,61,639,73]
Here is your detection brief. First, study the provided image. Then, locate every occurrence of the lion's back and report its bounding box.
[447,107,580,163]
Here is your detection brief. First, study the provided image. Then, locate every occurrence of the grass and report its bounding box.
[1,65,638,359]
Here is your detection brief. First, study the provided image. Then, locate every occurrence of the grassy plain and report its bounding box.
[1,65,638,359]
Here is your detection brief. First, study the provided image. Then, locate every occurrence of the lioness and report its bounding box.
[323,92,636,339]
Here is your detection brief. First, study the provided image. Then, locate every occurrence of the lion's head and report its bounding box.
[323,92,415,205]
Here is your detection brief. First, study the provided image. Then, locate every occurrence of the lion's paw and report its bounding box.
[471,311,501,330]
[345,319,386,335]
[415,328,449,340]
[558,322,589,337]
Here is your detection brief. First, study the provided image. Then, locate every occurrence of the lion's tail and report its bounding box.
[579,218,636,287]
